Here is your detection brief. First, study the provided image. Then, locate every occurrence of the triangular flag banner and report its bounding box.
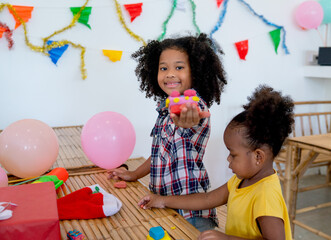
[269,28,281,54]
[124,3,143,22]
[9,5,34,29]
[103,50,123,62]
[47,40,69,65]
[216,0,224,8]
[177,0,186,12]
[70,7,92,29]
[235,40,248,60]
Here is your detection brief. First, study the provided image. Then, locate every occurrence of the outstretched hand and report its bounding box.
[170,103,210,129]
[106,168,137,181]
[138,194,166,209]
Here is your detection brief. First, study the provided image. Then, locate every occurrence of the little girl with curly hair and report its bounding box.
[138,85,294,240]
[107,33,227,231]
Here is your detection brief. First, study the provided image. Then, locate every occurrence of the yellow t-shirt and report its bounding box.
[226,172,292,240]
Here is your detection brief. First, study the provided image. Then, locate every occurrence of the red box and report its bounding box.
[0,182,61,240]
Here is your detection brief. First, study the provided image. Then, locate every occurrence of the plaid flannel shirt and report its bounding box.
[149,96,218,224]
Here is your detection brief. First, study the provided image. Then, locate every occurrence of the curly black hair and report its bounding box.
[229,85,294,157]
[131,33,227,108]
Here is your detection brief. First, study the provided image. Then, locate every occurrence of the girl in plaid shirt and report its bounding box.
[107,33,227,231]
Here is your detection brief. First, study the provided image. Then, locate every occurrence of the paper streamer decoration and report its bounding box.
[113,0,146,45]
[217,0,224,8]
[103,50,123,62]
[70,7,92,29]
[0,22,13,49]
[210,0,229,40]
[238,0,289,54]
[235,40,248,60]
[47,40,69,65]
[188,0,200,35]
[158,0,177,41]
[269,28,281,54]
[124,3,143,22]
[8,5,33,29]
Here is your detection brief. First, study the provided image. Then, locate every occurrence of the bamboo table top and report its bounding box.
[5,126,227,239]
[287,133,331,154]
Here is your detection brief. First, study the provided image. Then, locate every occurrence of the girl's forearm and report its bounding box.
[132,156,151,180]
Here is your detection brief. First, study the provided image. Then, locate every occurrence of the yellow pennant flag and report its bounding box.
[102,50,123,62]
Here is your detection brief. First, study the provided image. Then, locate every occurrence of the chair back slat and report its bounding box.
[292,101,331,137]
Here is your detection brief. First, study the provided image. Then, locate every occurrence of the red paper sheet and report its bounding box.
[0,182,60,240]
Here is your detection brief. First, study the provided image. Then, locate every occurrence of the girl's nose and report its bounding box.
[166,74,175,78]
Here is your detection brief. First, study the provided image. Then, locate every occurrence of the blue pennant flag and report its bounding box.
[47,40,69,65]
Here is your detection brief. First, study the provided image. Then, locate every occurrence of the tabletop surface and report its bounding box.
[287,133,331,152]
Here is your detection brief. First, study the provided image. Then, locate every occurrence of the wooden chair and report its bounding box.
[275,101,331,192]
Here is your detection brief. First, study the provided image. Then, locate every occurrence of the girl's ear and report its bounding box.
[254,149,266,165]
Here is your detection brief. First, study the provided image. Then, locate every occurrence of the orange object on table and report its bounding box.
[0,182,60,240]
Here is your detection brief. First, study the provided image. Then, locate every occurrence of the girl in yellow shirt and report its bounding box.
[138,85,294,240]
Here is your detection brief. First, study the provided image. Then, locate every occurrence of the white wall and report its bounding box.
[1,0,330,189]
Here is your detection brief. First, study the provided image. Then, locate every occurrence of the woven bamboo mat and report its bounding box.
[5,126,226,238]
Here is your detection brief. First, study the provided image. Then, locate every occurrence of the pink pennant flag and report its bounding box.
[124,3,143,22]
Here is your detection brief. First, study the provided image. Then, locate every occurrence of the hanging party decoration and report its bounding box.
[319,0,331,24]
[269,28,281,54]
[113,0,146,45]
[70,6,92,29]
[2,1,89,79]
[124,3,143,22]
[210,0,229,41]
[237,0,289,54]
[216,0,224,8]
[158,0,177,41]
[103,50,123,62]
[0,22,13,49]
[235,40,248,60]
[8,5,33,29]
[188,0,200,35]
[295,1,323,29]
[47,40,69,65]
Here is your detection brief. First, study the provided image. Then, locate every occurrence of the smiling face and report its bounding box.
[223,126,260,180]
[157,48,192,96]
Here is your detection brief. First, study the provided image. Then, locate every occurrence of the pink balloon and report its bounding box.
[0,167,8,187]
[81,112,136,169]
[0,119,59,178]
[295,1,324,29]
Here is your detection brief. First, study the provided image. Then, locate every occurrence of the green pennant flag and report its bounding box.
[269,28,281,54]
[70,7,92,29]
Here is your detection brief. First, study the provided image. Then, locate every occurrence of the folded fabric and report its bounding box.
[57,184,122,220]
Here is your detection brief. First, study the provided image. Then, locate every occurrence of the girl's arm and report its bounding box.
[107,156,151,181]
[138,182,229,210]
[197,216,285,240]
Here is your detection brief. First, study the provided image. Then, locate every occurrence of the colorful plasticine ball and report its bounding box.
[166,89,200,115]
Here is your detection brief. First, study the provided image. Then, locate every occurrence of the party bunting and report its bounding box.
[235,40,248,60]
[269,28,281,54]
[0,22,13,49]
[8,5,33,29]
[70,7,92,29]
[124,3,143,22]
[158,0,177,41]
[216,0,224,8]
[102,50,123,62]
[113,0,146,45]
[47,40,69,65]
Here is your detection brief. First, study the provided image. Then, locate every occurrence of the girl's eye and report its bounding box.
[160,67,167,71]
[176,66,183,70]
